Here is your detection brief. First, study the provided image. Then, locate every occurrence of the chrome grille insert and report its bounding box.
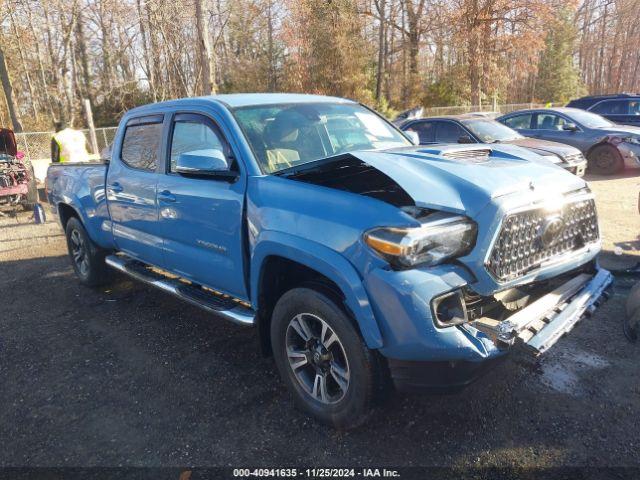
[487,192,599,282]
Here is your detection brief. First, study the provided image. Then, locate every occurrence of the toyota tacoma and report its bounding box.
[46,94,612,428]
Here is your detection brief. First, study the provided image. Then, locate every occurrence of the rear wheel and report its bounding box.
[65,217,111,287]
[271,287,380,429]
[587,145,623,175]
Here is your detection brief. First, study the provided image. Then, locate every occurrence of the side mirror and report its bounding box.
[457,135,475,144]
[405,130,420,145]
[563,122,578,132]
[176,149,234,178]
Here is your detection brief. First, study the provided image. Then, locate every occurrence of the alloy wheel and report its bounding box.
[70,229,89,276]
[285,313,350,404]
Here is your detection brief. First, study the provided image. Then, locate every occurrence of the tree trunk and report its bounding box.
[195,0,216,95]
[0,43,23,132]
[374,0,386,101]
[136,0,156,100]
[9,9,39,122]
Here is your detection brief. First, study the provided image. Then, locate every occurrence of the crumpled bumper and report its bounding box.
[472,267,613,356]
[372,266,613,392]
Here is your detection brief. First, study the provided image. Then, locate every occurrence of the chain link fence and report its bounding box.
[16,127,118,163]
[420,103,546,117]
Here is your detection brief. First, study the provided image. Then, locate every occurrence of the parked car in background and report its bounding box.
[0,128,38,210]
[566,93,640,127]
[391,106,424,126]
[497,107,640,175]
[47,94,612,428]
[399,115,587,176]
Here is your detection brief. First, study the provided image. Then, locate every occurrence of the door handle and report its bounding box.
[108,182,123,193]
[158,190,176,203]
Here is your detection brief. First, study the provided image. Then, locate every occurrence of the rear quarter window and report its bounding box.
[120,121,163,171]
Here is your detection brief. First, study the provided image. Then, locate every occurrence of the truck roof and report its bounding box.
[128,93,356,116]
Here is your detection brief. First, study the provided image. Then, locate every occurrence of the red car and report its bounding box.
[0,128,38,210]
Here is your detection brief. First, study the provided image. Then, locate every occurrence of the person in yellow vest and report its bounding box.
[51,121,89,163]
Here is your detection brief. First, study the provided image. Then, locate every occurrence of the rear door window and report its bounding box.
[120,116,163,171]
[406,121,435,143]
[502,114,533,130]
[591,100,629,115]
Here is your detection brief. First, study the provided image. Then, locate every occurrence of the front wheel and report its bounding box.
[587,145,623,175]
[271,287,380,429]
[65,217,111,287]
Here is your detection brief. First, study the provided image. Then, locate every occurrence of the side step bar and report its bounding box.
[105,254,256,326]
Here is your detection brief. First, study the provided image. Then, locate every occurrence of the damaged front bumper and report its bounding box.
[367,264,613,392]
[472,268,613,356]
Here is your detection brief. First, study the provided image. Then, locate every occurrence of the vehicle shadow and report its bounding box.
[0,254,636,467]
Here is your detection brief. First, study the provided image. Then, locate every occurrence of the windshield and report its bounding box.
[566,109,615,128]
[461,119,523,142]
[233,103,410,173]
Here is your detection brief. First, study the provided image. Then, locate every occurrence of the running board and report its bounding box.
[105,254,255,326]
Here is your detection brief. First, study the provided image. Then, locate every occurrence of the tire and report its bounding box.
[270,287,380,429]
[21,163,38,211]
[587,145,623,175]
[65,217,111,287]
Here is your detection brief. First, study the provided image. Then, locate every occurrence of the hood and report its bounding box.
[503,137,581,158]
[347,145,586,216]
[0,128,17,157]
[596,125,640,137]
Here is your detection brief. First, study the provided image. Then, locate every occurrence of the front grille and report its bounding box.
[487,193,599,282]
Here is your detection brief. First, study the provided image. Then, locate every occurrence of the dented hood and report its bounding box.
[348,145,587,216]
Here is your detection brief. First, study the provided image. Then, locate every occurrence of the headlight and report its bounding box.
[364,212,477,268]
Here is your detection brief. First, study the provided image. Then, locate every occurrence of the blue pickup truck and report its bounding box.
[47,94,612,428]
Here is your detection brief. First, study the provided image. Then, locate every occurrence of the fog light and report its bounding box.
[432,290,468,327]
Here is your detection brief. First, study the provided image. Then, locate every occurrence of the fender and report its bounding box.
[251,230,384,349]
[55,194,114,249]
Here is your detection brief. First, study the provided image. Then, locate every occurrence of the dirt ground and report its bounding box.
[0,176,639,470]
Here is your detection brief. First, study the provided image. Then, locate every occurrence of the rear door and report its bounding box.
[106,115,164,267]
[157,112,248,300]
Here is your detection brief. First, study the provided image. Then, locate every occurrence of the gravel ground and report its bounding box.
[0,176,639,469]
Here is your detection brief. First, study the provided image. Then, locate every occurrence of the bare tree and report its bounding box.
[196,0,216,95]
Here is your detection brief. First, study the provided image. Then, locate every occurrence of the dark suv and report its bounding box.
[566,94,640,126]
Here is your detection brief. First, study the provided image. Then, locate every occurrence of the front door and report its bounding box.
[157,113,247,300]
[531,113,592,152]
[107,115,164,267]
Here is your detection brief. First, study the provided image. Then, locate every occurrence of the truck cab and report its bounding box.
[47,94,612,428]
